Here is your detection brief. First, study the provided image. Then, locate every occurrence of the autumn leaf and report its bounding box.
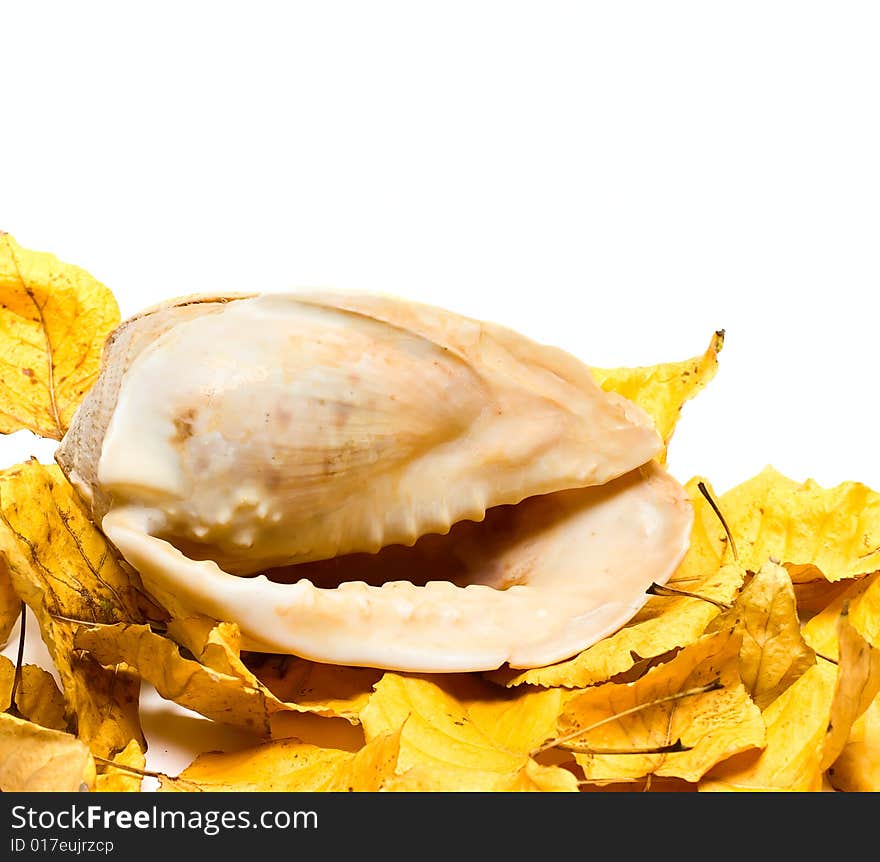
[0,655,67,731]
[18,664,67,732]
[820,609,880,771]
[0,711,95,791]
[828,694,880,791]
[707,561,815,709]
[96,737,146,792]
[793,575,856,622]
[701,660,830,792]
[0,656,11,708]
[0,233,120,440]
[382,757,578,792]
[0,461,146,767]
[719,466,880,581]
[159,729,401,792]
[553,628,764,784]
[489,477,742,689]
[0,555,19,648]
[803,571,880,658]
[158,584,381,724]
[462,681,564,754]
[592,330,724,463]
[75,622,373,734]
[164,614,379,723]
[703,609,879,790]
[244,652,381,724]
[360,673,577,791]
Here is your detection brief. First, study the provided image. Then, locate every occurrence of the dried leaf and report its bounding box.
[16,664,67,729]
[0,655,13,708]
[803,571,880,658]
[489,477,742,688]
[592,330,724,463]
[247,654,383,724]
[96,737,146,792]
[75,622,369,734]
[827,693,880,791]
[159,729,400,792]
[464,684,564,754]
[383,757,578,792]
[360,672,575,790]
[0,555,19,648]
[164,594,379,722]
[0,711,95,791]
[2,661,67,731]
[821,610,880,770]
[703,608,879,790]
[848,570,880,649]
[0,461,145,765]
[707,561,815,708]
[793,575,855,621]
[557,629,764,783]
[703,659,831,792]
[719,466,880,581]
[0,233,120,440]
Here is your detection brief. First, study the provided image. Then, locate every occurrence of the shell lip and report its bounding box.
[100,462,693,673]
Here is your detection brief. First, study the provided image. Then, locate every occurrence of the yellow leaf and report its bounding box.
[0,711,95,791]
[707,561,815,709]
[502,759,579,791]
[343,727,403,791]
[0,233,120,440]
[803,571,880,658]
[464,684,564,755]
[489,477,742,688]
[75,622,368,735]
[719,466,880,581]
[592,330,724,463]
[18,665,67,730]
[0,660,68,731]
[0,461,145,765]
[821,610,880,771]
[96,738,146,792]
[703,609,878,791]
[360,673,571,790]
[848,570,880,648]
[0,554,19,648]
[0,655,12,708]
[558,629,764,783]
[242,652,380,724]
[382,757,578,792]
[793,575,855,622]
[701,661,831,791]
[165,601,378,723]
[159,729,400,792]
[828,693,880,791]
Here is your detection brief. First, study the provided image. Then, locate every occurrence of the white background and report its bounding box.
[1,2,879,780]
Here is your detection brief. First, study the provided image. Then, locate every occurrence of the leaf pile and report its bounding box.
[0,234,878,792]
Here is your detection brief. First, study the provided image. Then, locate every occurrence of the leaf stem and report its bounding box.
[646,582,731,610]
[531,679,722,757]
[697,480,738,561]
[92,754,166,780]
[9,602,26,710]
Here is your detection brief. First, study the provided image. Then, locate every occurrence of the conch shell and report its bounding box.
[56,292,693,672]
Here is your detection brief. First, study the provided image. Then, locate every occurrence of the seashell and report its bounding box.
[56,292,693,672]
